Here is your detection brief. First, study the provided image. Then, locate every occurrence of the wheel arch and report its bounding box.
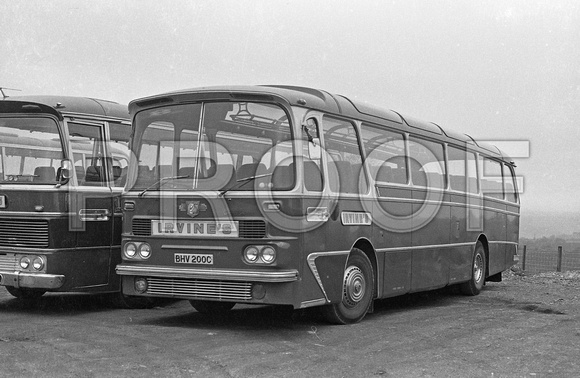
[352,238,378,298]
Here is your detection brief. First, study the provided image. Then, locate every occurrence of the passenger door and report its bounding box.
[67,120,115,289]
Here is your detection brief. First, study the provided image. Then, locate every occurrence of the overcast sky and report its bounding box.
[1,0,579,216]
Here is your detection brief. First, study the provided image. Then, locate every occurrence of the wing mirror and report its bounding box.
[56,159,73,187]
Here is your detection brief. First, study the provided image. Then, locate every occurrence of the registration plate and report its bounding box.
[0,195,5,208]
[174,253,214,265]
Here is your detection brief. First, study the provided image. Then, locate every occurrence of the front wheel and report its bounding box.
[5,286,46,299]
[459,241,486,296]
[322,249,374,324]
[189,300,235,315]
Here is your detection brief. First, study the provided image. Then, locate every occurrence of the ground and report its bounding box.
[1,270,579,377]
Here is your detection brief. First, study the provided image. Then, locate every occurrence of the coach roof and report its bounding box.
[129,85,509,160]
[2,95,129,120]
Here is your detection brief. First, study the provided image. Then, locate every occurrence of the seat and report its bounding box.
[304,161,323,192]
[33,166,56,182]
[85,166,104,182]
[236,163,266,181]
[272,164,294,190]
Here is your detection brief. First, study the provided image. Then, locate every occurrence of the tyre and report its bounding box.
[5,286,46,299]
[189,300,235,314]
[110,291,157,309]
[460,241,486,296]
[322,248,374,324]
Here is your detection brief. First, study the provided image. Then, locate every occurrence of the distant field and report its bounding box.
[519,210,580,238]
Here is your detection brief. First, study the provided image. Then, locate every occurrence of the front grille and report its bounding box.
[145,277,252,301]
[0,219,49,248]
[131,218,266,238]
[239,220,266,238]
[132,218,152,236]
[0,254,16,271]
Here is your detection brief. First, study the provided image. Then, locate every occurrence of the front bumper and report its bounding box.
[116,264,299,282]
[0,270,65,289]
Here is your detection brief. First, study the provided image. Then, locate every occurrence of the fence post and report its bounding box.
[522,245,527,271]
[556,246,563,272]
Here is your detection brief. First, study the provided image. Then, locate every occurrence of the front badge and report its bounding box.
[179,201,207,218]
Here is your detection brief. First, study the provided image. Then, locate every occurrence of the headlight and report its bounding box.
[243,245,276,264]
[244,246,260,263]
[19,256,31,269]
[261,246,276,263]
[138,243,151,259]
[125,243,137,258]
[32,256,45,271]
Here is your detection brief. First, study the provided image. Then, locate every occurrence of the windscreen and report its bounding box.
[130,101,295,191]
[0,117,64,184]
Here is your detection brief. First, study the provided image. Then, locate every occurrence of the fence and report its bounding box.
[518,244,580,273]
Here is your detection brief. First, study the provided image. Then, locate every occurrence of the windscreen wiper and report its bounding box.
[218,173,273,197]
[138,175,190,197]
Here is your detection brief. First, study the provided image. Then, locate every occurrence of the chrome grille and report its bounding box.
[132,218,152,236]
[132,218,266,238]
[0,219,49,248]
[239,220,266,238]
[146,277,252,301]
[0,254,16,271]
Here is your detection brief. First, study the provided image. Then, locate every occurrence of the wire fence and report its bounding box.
[518,244,580,273]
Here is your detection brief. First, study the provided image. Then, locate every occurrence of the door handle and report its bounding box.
[79,208,111,221]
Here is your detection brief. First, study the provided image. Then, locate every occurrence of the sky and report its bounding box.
[1,0,579,223]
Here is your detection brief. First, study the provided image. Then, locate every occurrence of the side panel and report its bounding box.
[411,190,451,291]
[374,187,413,298]
[484,199,508,275]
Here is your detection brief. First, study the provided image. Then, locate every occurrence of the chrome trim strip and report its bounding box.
[161,245,229,252]
[489,241,519,246]
[116,264,298,282]
[300,298,327,308]
[376,242,475,253]
[306,250,350,301]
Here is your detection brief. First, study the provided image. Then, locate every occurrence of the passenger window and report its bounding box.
[408,137,445,189]
[448,146,478,193]
[504,163,518,203]
[360,123,407,185]
[322,116,367,194]
[481,157,504,200]
[108,122,130,187]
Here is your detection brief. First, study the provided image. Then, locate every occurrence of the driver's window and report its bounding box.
[302,117,323,192]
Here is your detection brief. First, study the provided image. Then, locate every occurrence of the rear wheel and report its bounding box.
[5,286,46,299]
[322,248,374,324]
[189,300,235,315]
[460,241,486,295]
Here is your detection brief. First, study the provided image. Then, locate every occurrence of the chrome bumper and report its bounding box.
[116,264,299,283]
[0,270,65,289]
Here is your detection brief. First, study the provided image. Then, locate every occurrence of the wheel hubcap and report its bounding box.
[343,266,366,308]
[474,253,483,283]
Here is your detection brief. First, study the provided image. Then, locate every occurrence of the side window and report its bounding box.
[504,163,518,203]
[322,116,367,194]
[448,146,478,193]
[481,157,504,200]
[68,122,106,187]
[360,123,407,185]
[108,122,131,187]
[408,137,445,189]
